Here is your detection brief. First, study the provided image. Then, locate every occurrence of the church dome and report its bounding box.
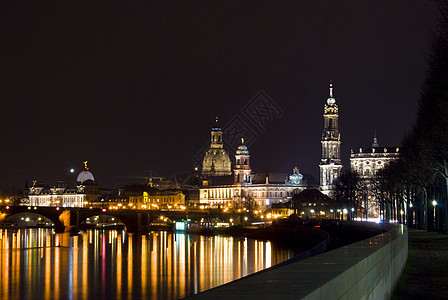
[77,170,95,183]
[202,148,232,177]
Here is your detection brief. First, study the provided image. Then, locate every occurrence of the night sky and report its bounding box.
[2,1,439,191]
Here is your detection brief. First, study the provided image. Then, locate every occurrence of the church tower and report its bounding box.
[234,138,252,184]
[319,82,343,193]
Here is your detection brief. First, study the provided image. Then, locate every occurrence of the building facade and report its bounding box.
[350,136,401,219]
[29,181,86,208]
[320,82,343,193]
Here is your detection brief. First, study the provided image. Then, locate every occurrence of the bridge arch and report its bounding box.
[1,212,56,228]
[0,207,67,232]
[79,214,126,230]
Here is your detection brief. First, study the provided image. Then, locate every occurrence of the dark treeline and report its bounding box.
[373,1,448,233]
[336,2,448,233]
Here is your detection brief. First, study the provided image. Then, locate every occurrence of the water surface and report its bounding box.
[0,228,296,299]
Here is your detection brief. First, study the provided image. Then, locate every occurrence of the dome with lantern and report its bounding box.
[76,161,95,184]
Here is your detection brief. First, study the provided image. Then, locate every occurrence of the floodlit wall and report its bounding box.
[190,224,408,299]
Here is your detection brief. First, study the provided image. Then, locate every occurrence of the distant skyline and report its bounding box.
[2,1,440,190]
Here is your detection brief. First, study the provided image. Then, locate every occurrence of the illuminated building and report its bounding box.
[319,82,343,194]
[199,138,308,210]
[129,190,186,210]
[28,163,101,207]
[28,181,86,207]
[350,135,401,218]
[201,117,232,177]
[291,188,334,219]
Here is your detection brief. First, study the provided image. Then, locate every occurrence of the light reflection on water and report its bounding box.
[0,228,295,299]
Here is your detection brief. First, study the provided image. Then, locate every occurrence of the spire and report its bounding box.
[212,116,221,131]
[372,131,379,147]
[327,81,336,105]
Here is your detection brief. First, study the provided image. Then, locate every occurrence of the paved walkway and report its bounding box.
[394,229,448,299]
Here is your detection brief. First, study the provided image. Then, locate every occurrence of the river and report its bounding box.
[0,228,296,299]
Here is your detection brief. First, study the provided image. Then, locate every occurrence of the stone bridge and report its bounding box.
[0,206,237,233]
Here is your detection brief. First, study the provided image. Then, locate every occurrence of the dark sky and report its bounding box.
[2,1,439,190]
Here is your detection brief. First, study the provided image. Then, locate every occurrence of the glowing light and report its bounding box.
[310,209,315,213]
[343,209,348,214]
[432,200,437,206]
[244,217,248,221]
[102,208,106,212]
[56,207,60,211]
[70,168,75,173]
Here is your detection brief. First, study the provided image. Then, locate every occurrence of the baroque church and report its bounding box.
[199,83,341,209]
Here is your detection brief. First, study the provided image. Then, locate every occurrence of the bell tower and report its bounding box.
[234,138,251,184]
[319,82,343,193]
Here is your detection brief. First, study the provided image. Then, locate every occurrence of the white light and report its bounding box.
[432,200,437,206]
[343,209,348,214]
[410,203,413,208]
[330,209,333,213]
[70,168,75,173]
[351,208,355,212]
[310,209,315,213]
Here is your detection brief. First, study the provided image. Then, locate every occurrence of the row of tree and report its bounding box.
[336,3,448,233]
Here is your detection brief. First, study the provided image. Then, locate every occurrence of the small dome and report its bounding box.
[77,170,95,183]
[236,144,249,155]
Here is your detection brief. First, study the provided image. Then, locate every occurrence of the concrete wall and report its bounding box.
[189,224,408,299]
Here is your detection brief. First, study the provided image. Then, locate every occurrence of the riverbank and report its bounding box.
[393,229,448,299]
[214,218,387,255]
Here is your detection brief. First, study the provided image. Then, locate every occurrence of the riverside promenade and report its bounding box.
[394,229,448,299]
